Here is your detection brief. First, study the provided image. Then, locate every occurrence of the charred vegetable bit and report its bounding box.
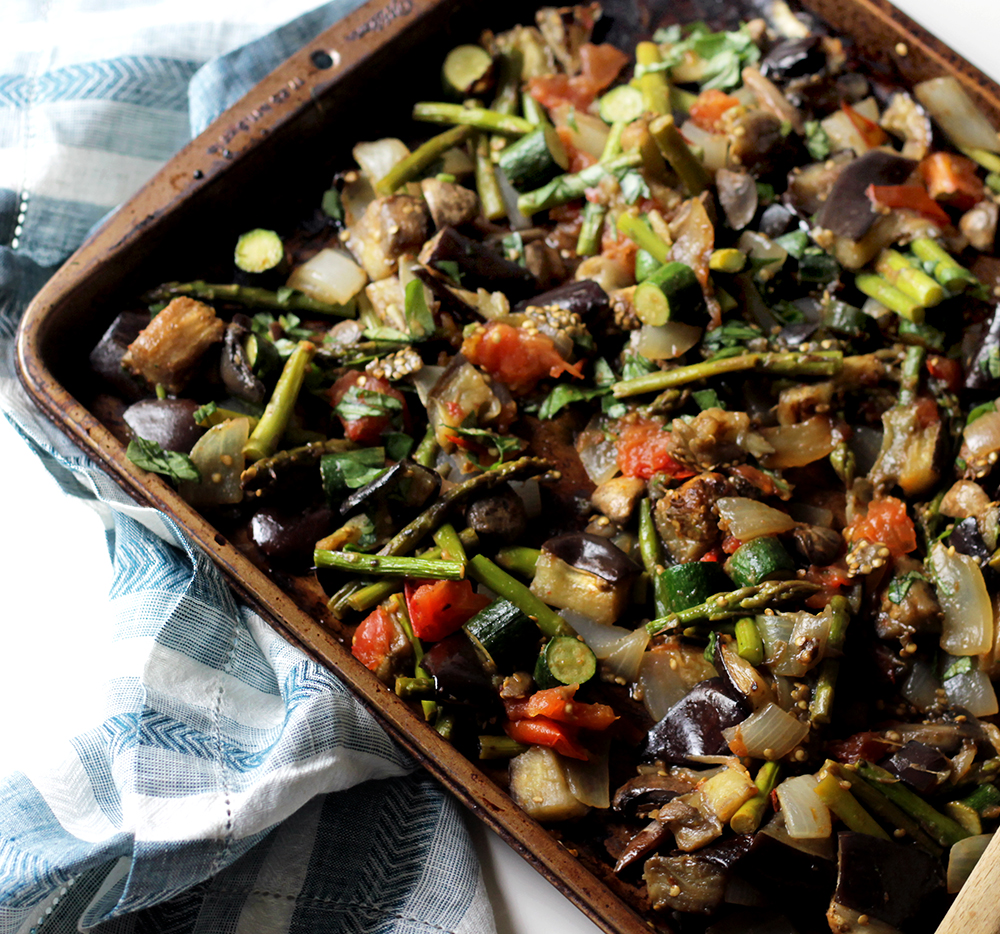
[92,7,1000,932]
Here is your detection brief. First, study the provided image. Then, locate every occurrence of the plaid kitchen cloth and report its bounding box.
[0,2,496,932]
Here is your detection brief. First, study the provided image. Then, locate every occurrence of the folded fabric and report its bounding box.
[0,2,494,931]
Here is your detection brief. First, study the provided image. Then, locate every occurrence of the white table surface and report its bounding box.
[2,3,997,930]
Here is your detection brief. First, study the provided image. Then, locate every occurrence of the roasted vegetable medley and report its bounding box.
[89,3,1000,931]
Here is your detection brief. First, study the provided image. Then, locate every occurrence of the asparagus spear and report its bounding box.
[730,761,781,834]
[144,280,355,318]
[854,272,925,323]
[638,498,670,618]
[825,761,942,854]
[616,213,671,264]
[243,340,316,463]
[613,351,844,398]
[855,761,971,847]
[734,617,764,667]
[375,124,475,195]
[474,131,506,221]
[517,150,643,215]
[635,41,670,115]
[495,545,541,578]
[468,554,572,637]
[646,580,820,636]
[412,101,534,135]
[874,249,945,308]
[911,237,981,291]
[808,596,851,724]
[575,120,625,256]
[814,766,892,840]
[648,113,710,195]
[312,550,466,579]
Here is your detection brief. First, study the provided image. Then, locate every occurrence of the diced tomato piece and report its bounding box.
[461,321,584,395]
[919,152,983,211]
[840,100,888,148]
[689,89,740,132]
[699,547,725,563]
[845,496,917,557]
[926,355,963,393]
[803,561,851,608]
[404,579,491,642]
[527,43,627,114]
[328,370,408,445]
[616,418,695,480]
[865,183,952,227]
[505,684,617,730]
[579,43,629,91]
[826,731,895,764]
[504,715,590,760]
[720,535,742,555]
[352,606,403,675]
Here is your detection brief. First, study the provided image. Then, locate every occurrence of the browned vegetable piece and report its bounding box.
[420,178,479,230]
[654,472,731,563]
[120,296,225,394]
[815,150,917,240]
[534,2,600,74]
[346,195,431,280]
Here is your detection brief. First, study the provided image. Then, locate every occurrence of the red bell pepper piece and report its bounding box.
[504,716,590,760]
[865,183,952,227]
[919,152,983,211]
[840,100,888,148]
[505,684,617,730]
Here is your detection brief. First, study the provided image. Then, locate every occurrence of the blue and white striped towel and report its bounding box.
[0,3,495,932]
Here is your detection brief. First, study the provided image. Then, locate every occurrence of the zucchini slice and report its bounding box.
[725,537,796,587]
[497,126,570,191]
[534,635,597,689]
[442,44,495,99]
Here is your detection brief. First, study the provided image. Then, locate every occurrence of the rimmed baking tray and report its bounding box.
[16,0,1000,931]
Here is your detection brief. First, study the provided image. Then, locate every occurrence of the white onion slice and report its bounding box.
[352,137,411,183]
[566,743,611,808]
[947,833,994,894]
[601,627,651,683]
[775,774,831,840]
[635,322,703,360]
[723,702,809,759]
[680,120,729,172]
[638,651,690,721]
[179,417,249,507]
[409,365,446,408]
[915,77,1000,153]
[560,610,632,658]
[578,433,621,486]
[759,416,836,469]
[962,410,1000,460]
[716,497,797,540]
[286,248,367,306]
[929,541,994,656]
[737,230,788,282]
[945,668,999,717]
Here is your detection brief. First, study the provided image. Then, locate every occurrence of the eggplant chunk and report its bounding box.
[347,195,431,280]
[641,678,750,764]
[121,296,225,394]
[643,854,727,914]
[420,177,479,230]
[512,278,610,320]
[828,832,944,933]
[123,398,205,454]
[419,226,538,298]
[815,150,917,240]
[89,310,152,401]
[465,483,528,544]
[509,745,589,822]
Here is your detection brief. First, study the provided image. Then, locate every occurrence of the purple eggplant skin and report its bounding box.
[732,831,836,916]
[420,227,538,299]
[465,483,528,545]
[815,150,917,240]
[123,398,205,454]
[641,678,750,764]
[542,532,642,584]
[339,460,441,525]
[421,631,500,709]
[89,310,152,401]
[760,36,825,81]
[880,740,953,796]
[512,279,610,319]
[251,504,333,568]
[831,832,945,932]
[220,316,266,404]
[964,302,1000,392]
